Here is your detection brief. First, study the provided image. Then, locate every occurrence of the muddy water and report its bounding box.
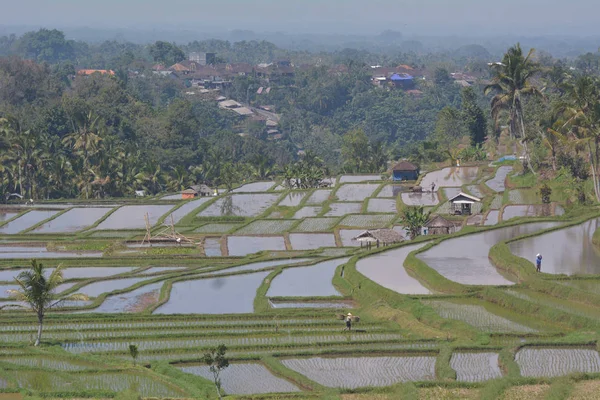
[227,236,286,256]
[356,243,432,294]
[420,167,479,190]
[33,207,113,233]
[486,166,513,192]
[154,271,270,314]
[267,258,350,297]
[417,222,559,285]
[509,218,600,275]
[0,211,59,234]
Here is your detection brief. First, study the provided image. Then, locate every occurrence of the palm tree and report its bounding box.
[485,44,543,173]
[556,75,600,201]
[401,206,430,240]
[6,260,88,346]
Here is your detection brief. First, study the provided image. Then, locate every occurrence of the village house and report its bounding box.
[448,192,481,215]
[392,161,419,181]
[352,229,404,248]
[188,52,216,66]
[182,184,212,199]
[424,215,455,235]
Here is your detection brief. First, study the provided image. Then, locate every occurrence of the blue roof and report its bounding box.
[390,73,414,81]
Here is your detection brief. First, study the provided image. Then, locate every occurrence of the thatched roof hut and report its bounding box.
[425,215,454,235]
[352,229,404,247]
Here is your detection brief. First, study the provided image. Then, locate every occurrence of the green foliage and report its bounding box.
[540,183,552,204]
[203,344,229,400]
[401,206,430,239]
[128,344,139,366]
[148,41,185,66]
[114,389,141,400]
[461,87,488,146]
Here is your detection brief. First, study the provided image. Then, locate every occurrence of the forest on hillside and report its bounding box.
[1,29,600,201]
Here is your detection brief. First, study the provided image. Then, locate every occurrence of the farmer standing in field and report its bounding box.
[536,254,543,272]
[345,313,352,331]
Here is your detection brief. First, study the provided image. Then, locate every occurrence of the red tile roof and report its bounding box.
[77,69,115,76]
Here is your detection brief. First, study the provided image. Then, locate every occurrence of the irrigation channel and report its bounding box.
[2,167,600,398]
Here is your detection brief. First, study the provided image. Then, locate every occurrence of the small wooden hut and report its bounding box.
[425,215,454,235]
[392,161,419,181]
[182,184,212,199]
[448,192,481,215]
[352,229,404,248]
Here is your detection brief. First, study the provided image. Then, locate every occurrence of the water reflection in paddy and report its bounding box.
[154,271,270,314]
[401,192,439,206]
[356,243,432,294]
[509,218,600,275]
[420,167,479,190]
[267,258,350,297]
[417,222,559,285]
[227,236,286,256]
[33,207,112,233]
[486,166,513,192]
[0,211,59,234]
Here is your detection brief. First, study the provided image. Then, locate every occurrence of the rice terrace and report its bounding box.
[2,159,600,400]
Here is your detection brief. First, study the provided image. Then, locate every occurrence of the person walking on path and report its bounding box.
[536,254,542,272]
[430,182,436,193]
[345,313,352,331]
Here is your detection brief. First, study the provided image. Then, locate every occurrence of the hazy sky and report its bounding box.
[0,0,597,36]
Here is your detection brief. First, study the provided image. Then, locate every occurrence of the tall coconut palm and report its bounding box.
[6,260,88,346]
[485,44,543,173]
[556,75,600,201]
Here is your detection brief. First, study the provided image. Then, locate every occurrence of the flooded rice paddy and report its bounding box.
[267,258,350,297]
[339,229,367,247]
[324,202,362,216]
[168,198,213,223]
[226,236,287,256]
[236,220,296,235]
[423,300,537,333]
[83,282,163,313]
[335,184,380,201]
[516,347,600,377]
[0,211,18,223]
[294,218,338,232]
[203,238,222,257]
[338,214,395,228]
[61,267,134,280]
[232,181,276,192]
[377,185,409,197]
[194,223,240,233]
[509,218,600,275]
[339,175,383,183]
[450,352,502,382]
[33,207,112,233]
[269,300,354,309]
[289,233,337,250]
[420,167,479,189]
[278,192,307,207]
[417,222,558,285]
[94,205,173,230]
[199,193,280,217]
[281,356,436,388]
[292,206,322,219]
[502,204,552,220]
[77,278,146,297]
[306,189,331,205]
[367,198,397,213]
[0,211,59,234]
[483,210,500,226]
[0,246,102,259]
[485,166,513,192]
[154,271,270,314]
[178,363,300,394]
[401,192,439,206]
[356,243,432,294]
